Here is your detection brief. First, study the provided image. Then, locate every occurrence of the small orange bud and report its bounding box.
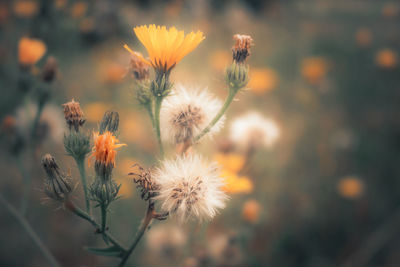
[18,37,46,66]
[242,199,261,223]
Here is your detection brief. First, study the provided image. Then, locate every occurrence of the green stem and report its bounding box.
[193,89,237,143]
[154,96,164,157]
[65,200,126,251]
[0,194,61,267]
[76,158,91,215]
[101,203,107,234]
[119,203,154,267]
[145,102,155,127]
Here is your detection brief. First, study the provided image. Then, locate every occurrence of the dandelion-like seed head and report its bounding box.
[129,164,160,201]
[90,131,125,167]
[153,154,227,221]
[62,99,85,131]
[125,25,205,73]
[232,34,253,63]
[42,154,72,201]
[230,111,279,150]
[161,85,225,144]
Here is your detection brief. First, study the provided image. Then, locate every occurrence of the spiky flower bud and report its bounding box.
[64,131,91,161]
[89,176,121,206]
[42,56,58,83]
[136,81,153,106]
[62,99,85,132]
[129,164,160,201]
[151,73,173,98]
[232,34,253,64]
[42,154,72,201]
[225,62,249,90]
[99,111,119,134]
[129,51,150,81]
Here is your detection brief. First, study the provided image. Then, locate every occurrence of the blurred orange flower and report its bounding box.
[242,199,261,223]
[382,3,399,18]
[355,28,372,47]
[337,176,364,199]
[301,57,328,84]
[90,131,126,166]
[70,2,88,18]
[215,153,253,194]
[55,0,67,10]
[84,102,111,123]
[209,50,231,72]
[125,25,205,73]
[18,37,46,66]
[79,17,95,33]
[375,49,397,69]
[101,63,126,84]
[248,68,279,94]
[13,0,38,18]
[115,177,134,198]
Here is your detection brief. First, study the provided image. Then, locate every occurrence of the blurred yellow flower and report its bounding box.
[301,57,328,84]
[13,0,38,18]
[355,28,372,47]
[222,171,253,194]
[242,199,261,223]
[18,37,46,66]
[84,102,111,123]
[337,176,364,199]
[209,50,231,72]
[125,25,205,73]
[382,3,399,18]
[70,2,88,18]
[215,153,253,194]
[375,49,397,69]
[248,68,279,94]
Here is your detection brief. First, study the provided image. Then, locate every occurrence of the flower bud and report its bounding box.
[225,62,249,90]
[99,111,119,134]
[64,131,91,161]
[62,99,85,132]
[89,176,120,206]
[151,73,172,98]
[129,51,150,81]
[41,56,58,83]
[232,34,253,64]
[42,154,72,201]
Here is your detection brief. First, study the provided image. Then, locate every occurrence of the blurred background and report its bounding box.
[1,0,400,266]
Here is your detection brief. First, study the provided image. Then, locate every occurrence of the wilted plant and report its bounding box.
[37,24,254,266]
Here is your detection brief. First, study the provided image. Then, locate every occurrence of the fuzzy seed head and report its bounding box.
[161,85,225,144]
[230,111,279,150]
[153,154,227,221]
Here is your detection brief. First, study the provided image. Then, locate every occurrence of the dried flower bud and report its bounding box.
[99,111,119,134]
[129,164,159,201]
[42,154,72,201]
[130,51,150,81]
[232,34,253,64]
[62,99,85,132]
[42,56,58,82]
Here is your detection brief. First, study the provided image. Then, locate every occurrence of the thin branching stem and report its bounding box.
[65,199,126,251]
[119,202,155,267]
[154,96,164,157]
[193,87,238,143]
[75,158,91,215]
[0,194,61,267]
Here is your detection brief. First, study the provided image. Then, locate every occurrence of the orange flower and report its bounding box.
[13,0,38,18]
[125,25,205,73]
[337,176,364,199]
[18,37,46,66]
[248,68,279,94]
[90,131,126,166]
[70,2,88,18]
[355,28,372,47]
[375,49,397,69]
[215,153,253,194]
[242,199,261,223]
[301,57,328,84]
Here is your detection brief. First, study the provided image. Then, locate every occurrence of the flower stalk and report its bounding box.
[76,158,91,214]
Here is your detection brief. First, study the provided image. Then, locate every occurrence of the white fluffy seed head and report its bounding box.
[160,85,225,144]
[153,154,227,222]
[230,111,280,150]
